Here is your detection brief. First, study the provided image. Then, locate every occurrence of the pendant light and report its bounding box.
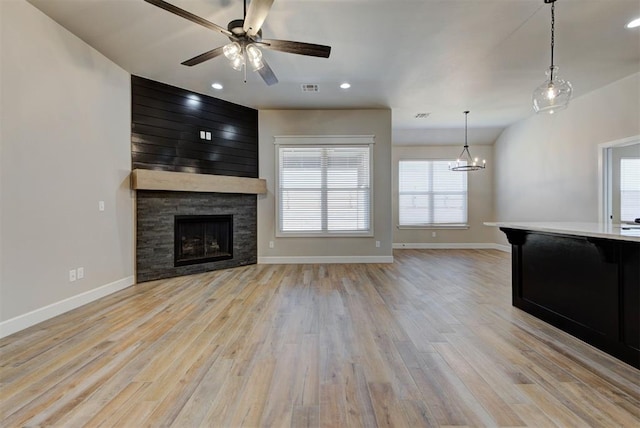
[532,0,573,114]
[450,111,486,171]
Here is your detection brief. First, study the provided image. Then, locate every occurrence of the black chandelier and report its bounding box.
[449,111,486,172]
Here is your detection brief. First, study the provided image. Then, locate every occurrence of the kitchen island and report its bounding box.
[486,222,639,368]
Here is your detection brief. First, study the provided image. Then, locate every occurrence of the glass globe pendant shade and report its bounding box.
[533,66,573,114]
[223,42,242,61]
[245,44,264,71]
[230,53,245,71]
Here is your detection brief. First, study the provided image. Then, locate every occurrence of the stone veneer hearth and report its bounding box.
[136,190,257,283]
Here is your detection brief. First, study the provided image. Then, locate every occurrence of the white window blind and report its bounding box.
[398,160,468,226]
[620,158,640,222]
[278,145,371,235]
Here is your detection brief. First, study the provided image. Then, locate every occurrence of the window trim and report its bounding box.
[620,156,640,223]
[274,135,375,238]
[397,158,469,229]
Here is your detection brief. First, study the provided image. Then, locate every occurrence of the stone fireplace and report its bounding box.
[132,169,266,283]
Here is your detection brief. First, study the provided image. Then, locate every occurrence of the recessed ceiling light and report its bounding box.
[340,82,351,89]
[626,17,640,29]
[211,82,223,90]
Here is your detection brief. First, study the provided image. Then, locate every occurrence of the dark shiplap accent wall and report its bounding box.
[131,76,258,178]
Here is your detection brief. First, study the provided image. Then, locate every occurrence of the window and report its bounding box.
[276,138,372,236]
[398,160,467,226]
[620,158,640,222]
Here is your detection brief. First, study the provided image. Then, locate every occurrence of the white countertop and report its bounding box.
[484,222,640,243]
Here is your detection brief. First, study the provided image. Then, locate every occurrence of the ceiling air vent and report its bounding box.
[414,112,430,119]
[301,84,319,92]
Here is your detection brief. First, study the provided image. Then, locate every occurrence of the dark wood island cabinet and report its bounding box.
[488,222,639,369]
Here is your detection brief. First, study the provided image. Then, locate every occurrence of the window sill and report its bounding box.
[397,224,469,230]
[276,231,374,238]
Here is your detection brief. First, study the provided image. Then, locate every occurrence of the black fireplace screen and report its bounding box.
[174,215,233,266]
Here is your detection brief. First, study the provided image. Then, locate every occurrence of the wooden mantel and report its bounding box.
[130,169,267,194]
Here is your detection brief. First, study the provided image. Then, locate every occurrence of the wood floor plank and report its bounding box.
[260,343,298,427]
[319,383,347,428]
[1,249,638,427]
[432,342,526,426]
[517,383,589,427]
[228,357,277,427]
[292,334,320,408]
[170,358,233,427]
[291,405,319,428]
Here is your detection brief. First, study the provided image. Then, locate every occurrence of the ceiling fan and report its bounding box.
[144,0,332,86]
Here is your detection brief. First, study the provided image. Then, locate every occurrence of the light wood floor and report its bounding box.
[1,249,639,427]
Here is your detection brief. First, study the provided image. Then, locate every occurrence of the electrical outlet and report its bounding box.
[98,201,105,211]
[77,267,84,279]
[432,231,437,238]
[269,241,274,249]
[69,269,77,282]
[375,240,381,248]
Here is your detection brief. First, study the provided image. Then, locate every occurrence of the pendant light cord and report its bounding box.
[550,0,555,81]
[464,111,469,148]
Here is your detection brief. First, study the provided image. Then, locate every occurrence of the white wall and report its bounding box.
[392,145,495,246]
[0,0,133,335]
[258,109,393,262]
[494,73,640,235]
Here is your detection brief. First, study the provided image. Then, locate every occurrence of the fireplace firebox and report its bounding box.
[174,215,233,266]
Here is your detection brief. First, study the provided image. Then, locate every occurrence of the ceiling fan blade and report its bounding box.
[257,59,279,86]
[260,39,331,58]
[243,0,274,37]
[144,0,233,38]
[181,46,225,66]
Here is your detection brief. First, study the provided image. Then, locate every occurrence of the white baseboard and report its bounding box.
[258,255,394,264]
[393,242,511,253]
[0,276,135,339]
[491,244,512,253]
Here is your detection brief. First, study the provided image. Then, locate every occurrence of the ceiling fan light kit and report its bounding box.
[143,0,331,86]
[532,0,573,114]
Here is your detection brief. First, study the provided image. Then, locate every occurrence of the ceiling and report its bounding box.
[27,0,640,145]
